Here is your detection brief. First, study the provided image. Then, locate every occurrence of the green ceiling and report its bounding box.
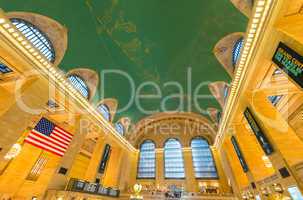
[1,0,247,123]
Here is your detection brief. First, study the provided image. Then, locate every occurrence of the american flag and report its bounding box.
[24,118,73,157]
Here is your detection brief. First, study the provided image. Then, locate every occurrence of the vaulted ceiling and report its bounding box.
[1,0,247,123]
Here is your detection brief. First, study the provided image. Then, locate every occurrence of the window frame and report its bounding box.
[136,140,156,179]
[163,138,185,179]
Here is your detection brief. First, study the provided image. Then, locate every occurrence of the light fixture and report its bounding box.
[4,143,22,160]
[262,155,273,168]
[7,28,14,33]
[130,183,143,200]
[3,23,10,28]
[273,183,284,193]
[261,187,270,196]
[17,36,23,41]
[12,32,19,37]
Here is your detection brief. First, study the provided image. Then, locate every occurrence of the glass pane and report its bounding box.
[137,140,156,178]
[97,104,111,121]
[232,38,244,66]
[68,75,89,99]
[115,122,124,136]
[164,139,185,178]
[191,138,218,178]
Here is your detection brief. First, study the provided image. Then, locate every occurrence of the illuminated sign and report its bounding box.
[244,108,274,155]
[231,136,249,173]
[272,42,303,88]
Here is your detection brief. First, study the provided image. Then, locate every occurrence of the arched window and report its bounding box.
[0,63,12,74]
[67,75,89,99]
[232,38,244,67]
[137,140,156,178]
[191,138,218,178]
[10,18,55,62]
[97,104,111,121]
[164,138,185,179]
[115,122,124,136]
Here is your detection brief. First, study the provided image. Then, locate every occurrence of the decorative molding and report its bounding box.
[208,81,230,108]
[230,0,254,17]
[213,32,245,77]
[130,112,217,147]
[118,117,132,134]
[207,107,221,124]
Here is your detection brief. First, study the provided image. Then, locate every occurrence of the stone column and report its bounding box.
[118,150,138,192]
[183,149,196,192]
[46,115,89,190]
[102,146,123,187]
[84,135,106,182]
[212,148,232,194]
[219,148,241,196]
[117,149,137,191]
[156,149,164,188]
[233,123,276,195]
[223,141,250,190]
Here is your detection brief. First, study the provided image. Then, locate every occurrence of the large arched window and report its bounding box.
[137,140,156,178]
[10,18,55,62]
[97,104,111,121]
[191,138,218,178]
[232,38,244,67]
[115,122,125,136]
[67,75,89,99]
[164,138,185,179]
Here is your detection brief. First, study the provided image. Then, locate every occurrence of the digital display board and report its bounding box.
[244,108,274,155]
[272,42,303,88]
